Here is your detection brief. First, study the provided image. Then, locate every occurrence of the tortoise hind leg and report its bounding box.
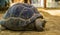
[35,18,46,31]
[0,20,6,31]
[0,25,6,31]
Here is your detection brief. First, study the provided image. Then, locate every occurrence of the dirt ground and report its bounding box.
[0,11,60,35]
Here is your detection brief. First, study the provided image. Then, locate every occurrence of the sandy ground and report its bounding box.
[0,11,60,35]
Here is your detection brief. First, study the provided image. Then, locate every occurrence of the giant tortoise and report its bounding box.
[0,3,46,31]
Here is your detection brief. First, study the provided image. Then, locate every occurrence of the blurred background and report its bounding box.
[0,0,60,10]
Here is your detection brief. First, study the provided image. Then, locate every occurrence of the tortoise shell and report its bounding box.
[1,3,43,30]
